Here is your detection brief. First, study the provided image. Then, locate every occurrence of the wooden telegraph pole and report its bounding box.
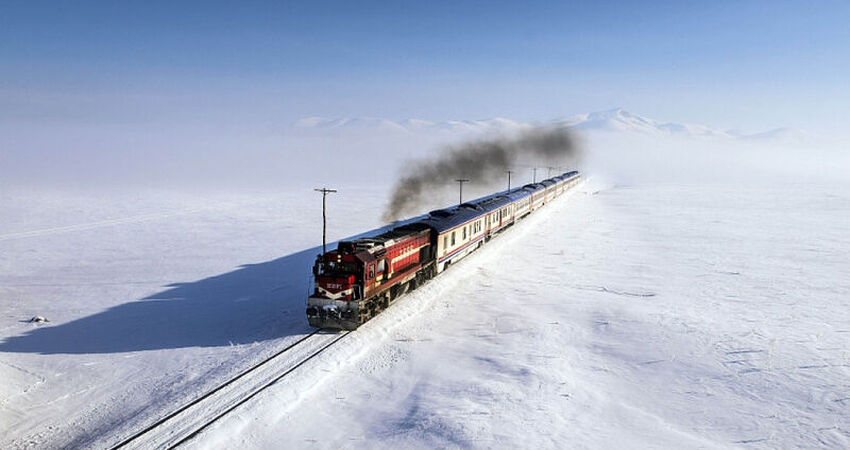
[314,187,337,255]
[455,179,469,205]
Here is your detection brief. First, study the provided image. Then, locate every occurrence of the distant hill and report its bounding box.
[293,108,809,143]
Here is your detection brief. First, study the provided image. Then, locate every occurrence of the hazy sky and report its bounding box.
[3,1,848,128]
[1,1,848,186]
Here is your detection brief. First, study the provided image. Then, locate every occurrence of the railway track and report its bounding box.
[108,329,349,449]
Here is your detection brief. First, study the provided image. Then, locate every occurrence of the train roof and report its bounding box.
[463,187,516,205]
[522,183,544,192]
[419,206,485,233]
[458,203,484,212]
[339,222,431,253]
[506,189,531,201]
[473,194,513,212]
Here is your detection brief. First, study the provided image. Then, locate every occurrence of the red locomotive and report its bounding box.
[306,223,436,329]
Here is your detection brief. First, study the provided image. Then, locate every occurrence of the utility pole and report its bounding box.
[455,179,469,205]
[314,187,337,255]
[532,168,538,183]
[547,166,554,178]
[506,170,513,192]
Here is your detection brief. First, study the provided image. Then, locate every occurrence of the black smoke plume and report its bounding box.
[382,126,581,222]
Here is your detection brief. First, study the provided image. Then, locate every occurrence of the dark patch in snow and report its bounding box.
[638,359,666,366]
[375,384,471,448]
[735,438,769,444]
[574,284,656,298]
[473,356,532,378]
[597,287,656,298]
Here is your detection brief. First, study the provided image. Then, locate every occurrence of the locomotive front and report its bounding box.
[306,243,366,329]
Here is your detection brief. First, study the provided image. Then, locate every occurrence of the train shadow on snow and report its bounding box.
[0,219,421,355]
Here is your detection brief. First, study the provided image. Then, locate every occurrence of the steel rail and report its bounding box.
[110,328,324,449]
[167,331,350,448]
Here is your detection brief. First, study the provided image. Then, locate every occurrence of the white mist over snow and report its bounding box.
[1,110,849,448]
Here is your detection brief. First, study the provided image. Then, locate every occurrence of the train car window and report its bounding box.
[451,231,456,246]
[443,235,448,250]
[462,227,467,240]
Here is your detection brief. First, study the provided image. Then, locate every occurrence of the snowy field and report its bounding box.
[0,186,390,448]
[189,179,850,449]
[2,121,849,448]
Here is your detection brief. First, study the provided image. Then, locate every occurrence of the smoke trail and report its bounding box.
[382,126,581,222]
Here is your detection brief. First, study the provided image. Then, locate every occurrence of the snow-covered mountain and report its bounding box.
[292,116,527,135]
[293,109,807,142]
[555,108,736,138]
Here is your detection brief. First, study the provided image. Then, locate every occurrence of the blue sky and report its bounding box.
[1,1,848,149]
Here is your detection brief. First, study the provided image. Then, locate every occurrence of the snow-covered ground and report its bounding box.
[187,179,850,449]
[2,114,849,448]
[0,187,388,448]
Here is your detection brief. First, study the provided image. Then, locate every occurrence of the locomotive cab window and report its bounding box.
[377,259,386,273]
[369,264,375,279]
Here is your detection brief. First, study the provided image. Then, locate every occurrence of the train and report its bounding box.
[306,170,582,330]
